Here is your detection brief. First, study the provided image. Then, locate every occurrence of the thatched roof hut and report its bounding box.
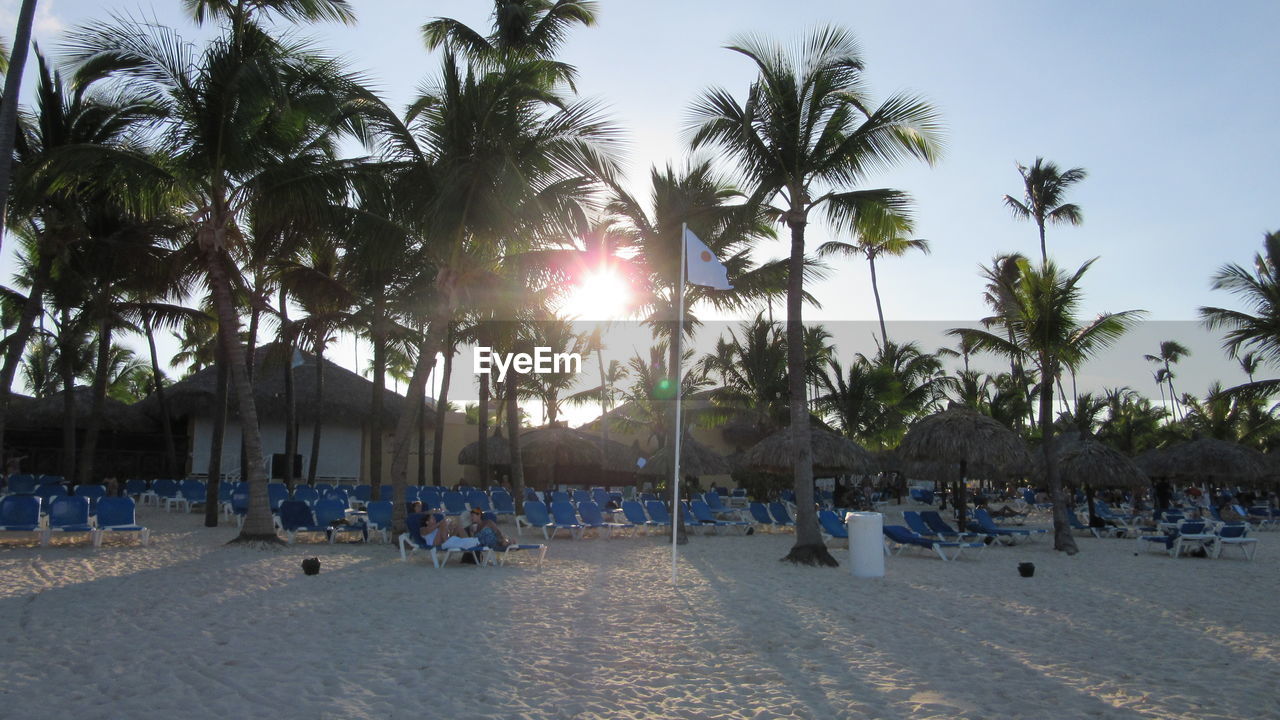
[741,426,877,475]
[7,387,158,433]
[457,426,638,470]
[899,408,1031,476]
[457,429,511,465]
[639,435,730,477]
[1134,438,1267,485]
[139,344,415,425]
[1050,438,1149,489]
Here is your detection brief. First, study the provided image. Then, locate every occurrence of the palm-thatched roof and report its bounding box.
[1134,438,1267,484]
[639,435,731,477]
[740,426,877,475]
[7,387,158,433]
[1047,438,1149,489]
[898,408,1031,476]
[138,344,415,425]
[457,426,638,469]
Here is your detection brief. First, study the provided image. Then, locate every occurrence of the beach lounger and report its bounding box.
[679,502,716,535]
[620,500,659,535]
[748,502,777,532]
[314,498,366,543]
[41,496,98,547]
[74,483,107,515]
[278,500,329,544]
[1170,520,1218,558]
[549,500,585,539]
[1066,509,1107,538]
[883,524,984,561]
[466,490,492,514]
[150,479,179,510]
[643,500,675,533]
[266,483,289,512]
[442,491,468,517]
[0,495,42,543]
[362,500,393,543]
[970,508,1045,544]
[515,500,555,539]
[398,513,492,568]
[291,484,319,507]
[170,478,207,513]
[35,482,68,512]
[351,484,372,508]
[5,473,37,495]
[492,543,548,569]
[490,491,516,520]
[767,502,796,531]
[94,497,150,547]
[904,511,947,541]
[577,500,632,537]
[818,509,848,543]
[1213,523,1258,560]
[703,491,744,521]
[692,500,752,534]
[918,510,984,543]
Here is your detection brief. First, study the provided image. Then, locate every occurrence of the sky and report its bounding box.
[1,0,1278,424]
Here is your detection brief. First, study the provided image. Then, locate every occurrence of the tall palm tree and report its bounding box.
[423,0,597,86]
[1200,231,1280,392]
[689,26,942,564]
[67,4,370,542]
[1144,340,1190,421]
[818,211,929,347]
[1002,157,1086,263]
[949,258,1142,554]
[0,0,39,249]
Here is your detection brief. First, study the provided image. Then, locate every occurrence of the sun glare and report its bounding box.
[566,270,630,320]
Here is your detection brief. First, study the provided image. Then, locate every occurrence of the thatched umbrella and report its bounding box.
[741,426,877,475]
[1136,438,1266,488]
[899,407,1031,531]
[639,435,731,479]
[1049,438,1149,525]
[457,429,511,466]
[9,387,158,433]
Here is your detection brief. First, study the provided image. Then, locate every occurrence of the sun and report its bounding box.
[564,270,630,320]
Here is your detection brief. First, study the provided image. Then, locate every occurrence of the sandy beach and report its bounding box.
[1,505,1277,720]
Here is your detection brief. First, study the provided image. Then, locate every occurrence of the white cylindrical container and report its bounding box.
[847,511,885,578]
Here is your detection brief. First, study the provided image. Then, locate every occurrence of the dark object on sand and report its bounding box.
[1018,562,1035,578]
[302,557,320,576]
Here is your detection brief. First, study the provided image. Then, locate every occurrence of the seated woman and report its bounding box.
[465,508,511,550]
[406,511,450,548]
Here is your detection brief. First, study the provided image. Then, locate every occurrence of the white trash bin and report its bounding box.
[846,511,885,578]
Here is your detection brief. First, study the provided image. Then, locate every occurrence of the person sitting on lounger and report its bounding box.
[466,509,511,550]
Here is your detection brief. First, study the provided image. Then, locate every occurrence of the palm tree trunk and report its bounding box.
[205,332,228,527]
[240,304,261,483]
[0,250,52,458]
[782,216,833,566]
[1038,221,1048,265]
[143,317,178,476]
[0,0,38,250]
[388,315,449,533]
[597,348,609,468]
[76,312,112,485]
[280,290,297,489]
[506,372,526,517]
[369,318,386,498]
[417,362,431,487]
[58,307,76,481]
[306,338,325,486]
[205,246,275,544]
[1041,354,1077,554]
[478,365,490,486]
[868,255,889,347]
[431,333,454,486]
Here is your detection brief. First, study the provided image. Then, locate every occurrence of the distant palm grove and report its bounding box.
[0,1,1275,559]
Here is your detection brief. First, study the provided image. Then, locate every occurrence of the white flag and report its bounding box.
[684,228,733,290]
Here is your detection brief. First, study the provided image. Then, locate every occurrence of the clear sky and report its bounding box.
[2,0,1278,418]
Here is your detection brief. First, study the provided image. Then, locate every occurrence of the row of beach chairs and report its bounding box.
[0,494,149,547]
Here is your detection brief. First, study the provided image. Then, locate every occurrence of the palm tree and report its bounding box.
[423,0,597,86]
[1144,340,1190,422]
[1002,158,1086,263]
[1096,387,1166,455]
[1200,231,1280,390]
[0,0,39,249]
[67,3,370,542]
[818,211,929,346]
[949,258,1142,554]
[689,26,943,565]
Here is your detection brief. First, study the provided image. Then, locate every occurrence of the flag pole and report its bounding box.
[672,224,688,584]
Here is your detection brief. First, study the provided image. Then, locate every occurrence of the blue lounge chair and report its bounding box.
[314,498,366,543]
[703,491,743,520]
[351,484,372,508]
[748,502,777,532]
[692,500,752,534]
[420,488,442,510]
[466,490,492,514]
[230,486,250,528]
[490,491,516,519]
[42,496,98,547]
[767,501,796,531]
[277,500,329,544]
[903,511,944,540]
[591,488,612,509]
[548,500,585,539]
[123,478,150,503]
[267,482,289,512]
[293,485,320,507]
[571,489,592,505]
[150,479,180,509]
[578,500,633,537]
[0,495,41,542]
[398,512,491,568]
[94,497,150,547]
[314,482,333,493]
[1170,520,1217,558]
[1066,509,1105,538]
[550,490,570,505]
[818,509,849,542]
[365,500,393,543]
[643,500,675,532]
[442,491,468,516]
[5,473,37,495]
[35,482,68,512]
[1213,523,1258,560]
[680,502,714,535]
[883,525,984,561]
[336,483,356,496]
[323,488,350,507]
[515,500,555,539]
[620,500,659,535]
[74,483,107,515]
[969,508,1045,544]
[171,478,207,513]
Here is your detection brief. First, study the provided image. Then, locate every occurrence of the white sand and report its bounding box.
[2,504,1277,720]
